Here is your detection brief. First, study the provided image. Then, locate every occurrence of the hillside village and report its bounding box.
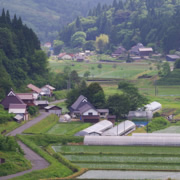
[2,0,180,180]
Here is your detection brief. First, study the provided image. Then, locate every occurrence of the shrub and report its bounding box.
[28,106,39,116]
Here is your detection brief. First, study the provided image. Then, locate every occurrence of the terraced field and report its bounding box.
[53,145,180,170]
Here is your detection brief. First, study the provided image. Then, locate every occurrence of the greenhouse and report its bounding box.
[75,120,113,136]
[132,133,180,137]
[145,101,162,112]
[102,120,136,136]
[127,110,153,120]
[84,136,180,146]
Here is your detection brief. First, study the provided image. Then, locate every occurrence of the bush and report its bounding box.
[53,90,67,100]
[28,106,39,116]
[148,117,170,132]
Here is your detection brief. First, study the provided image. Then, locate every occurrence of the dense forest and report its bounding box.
[0,10,49,99]
[58,0,180,54]
[0,0,114,42]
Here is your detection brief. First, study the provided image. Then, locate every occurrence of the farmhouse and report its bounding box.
[166,55,180,61]
[16,93,35,106]
[44,105,62,116]
[41,85,55,96]
[102,120,136,136]
[75,120,113,136]
[9,104,28,121]
[1,90,24,110]
[27,84,41,99]
[112,46,126,57]
[34,100,49,109]
[139,47,153,57]
[130,43,144,55]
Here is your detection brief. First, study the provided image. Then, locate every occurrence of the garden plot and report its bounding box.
[47,122,91,136]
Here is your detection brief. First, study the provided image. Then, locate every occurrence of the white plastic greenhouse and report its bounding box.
[75,120,113,136]
[145,101,162,112]
[132,133,180,137]
[127,110,153,120]
[102,120,136,136]
[84,136,180,146]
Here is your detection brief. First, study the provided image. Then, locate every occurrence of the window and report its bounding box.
[88,112,93,116]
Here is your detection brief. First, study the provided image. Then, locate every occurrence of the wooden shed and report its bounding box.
[44,105,62,116]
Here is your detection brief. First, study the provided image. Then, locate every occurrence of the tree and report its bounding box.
[162,62,170,76]
[174,59,180,69]
[71,31,86,48]
[70,70,80,86]
[86,83,105,108]
[118,81,148,110]
[84,71,90,79]
[96,34,109,53]
[107,94,130,119]
[97,64,102,69]
[53,40,64,55]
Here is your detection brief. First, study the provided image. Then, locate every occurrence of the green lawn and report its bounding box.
[0,151,31,176]
[53,145,180,170]
[47,122,91,136]
[154,126,180,133]
[23,114,59,134]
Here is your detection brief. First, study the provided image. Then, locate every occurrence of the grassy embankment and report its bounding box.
[0,151,31,176]
[53,145,180,171]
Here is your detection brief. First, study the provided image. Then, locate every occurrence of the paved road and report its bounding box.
[1,112,51,180]
[0,141,49,180]
[6,112,50,136]
[49,99,66,105]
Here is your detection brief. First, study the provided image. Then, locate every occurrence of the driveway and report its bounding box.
[1,112,51,180]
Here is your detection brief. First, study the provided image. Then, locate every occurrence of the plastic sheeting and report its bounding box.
[132,133,180,137]
[84,136,180,146]
[102,120,136,136]
[75,120,113,136]
[128,111,153,120]
[145,101,162,112]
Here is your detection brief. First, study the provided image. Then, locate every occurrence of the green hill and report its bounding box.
[0,0,113,42]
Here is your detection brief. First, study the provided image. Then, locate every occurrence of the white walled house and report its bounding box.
[41,85,55,97]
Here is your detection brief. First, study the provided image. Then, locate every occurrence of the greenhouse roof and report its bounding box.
[75,120,113,136]
[102,120,136,136]
[145,101,162,112]
[84,136,180,146]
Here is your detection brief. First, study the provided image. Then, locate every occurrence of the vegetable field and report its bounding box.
[53,145,180,170]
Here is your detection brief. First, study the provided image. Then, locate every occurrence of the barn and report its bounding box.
[44,105,62,116]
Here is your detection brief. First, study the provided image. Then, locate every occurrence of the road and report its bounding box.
[0,112,51,180]
[6,112,50,136]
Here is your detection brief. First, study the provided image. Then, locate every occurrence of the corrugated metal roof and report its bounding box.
[45,85,55,90]
[166,55,180,59]
[17,93,34,100]
[44,105,62,110]
[97,109,109,113]
[84,136,180,146]
[34,100,49,105]
[139,48,153,52]
[14,114,23,121]
[102,120,136,136]
[27,84,41,93]
[9,104,27,109]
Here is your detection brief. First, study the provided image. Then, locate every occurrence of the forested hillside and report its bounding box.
[0,0,114,42]
[0,10,49,99]
[58,0,180,54]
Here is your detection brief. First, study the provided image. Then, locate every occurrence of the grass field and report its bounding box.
[23,114,59,134]
[53,145,180,170]
[0,121,24,135]
[154,126,180,133]
[47,122,91,136]
[0,151,31,176]
[49,60,153,79]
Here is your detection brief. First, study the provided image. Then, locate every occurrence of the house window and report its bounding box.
[88,112,93,116]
